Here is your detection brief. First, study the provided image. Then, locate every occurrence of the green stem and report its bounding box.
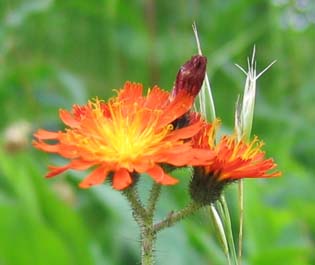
[147,183,161,219]
[123,187,147,226]
[123,185,158,265]
[238,180,244,265]
[140,183,162,264]
[124,185,203,264]
[153,201,202,233]
[141,225,155,265]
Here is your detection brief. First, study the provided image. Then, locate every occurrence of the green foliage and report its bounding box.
[1,0,314,264]
[0,150,93,265]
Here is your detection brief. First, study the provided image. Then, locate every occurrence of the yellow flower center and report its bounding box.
[63,99,173,169]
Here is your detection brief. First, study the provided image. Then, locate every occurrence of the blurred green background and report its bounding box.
[0,0,314,264]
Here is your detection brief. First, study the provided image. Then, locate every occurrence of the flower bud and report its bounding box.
[171,55,207,129]
[172,55,207,98]
[190,167,229,205]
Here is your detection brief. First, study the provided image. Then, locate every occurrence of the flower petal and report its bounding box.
[146,165,178,185]
[79,166,108,188]
[166,117,204,141]
[157,94,194,128]
[145,86,169,109]
[118,82,143,103]
[46,165,70,178]
[33,140,60,153]
[112,168,132,190]
[46,160,95,178]
[33,129,59,140]
[133,161,151,173]
[59,109,80,128]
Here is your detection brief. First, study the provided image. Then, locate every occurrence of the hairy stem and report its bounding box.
[141,225,155,265]
[153,201,202,233]
[123,187,147,227]
[123,185,158,265]
[147,183,161,219]
[124,185,203,264]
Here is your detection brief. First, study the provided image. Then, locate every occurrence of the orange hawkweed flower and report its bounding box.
[34,82,213,190]
[190,120,281,204]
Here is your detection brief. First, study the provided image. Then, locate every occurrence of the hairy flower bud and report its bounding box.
[172,55,207,98]
[190,167,229,205]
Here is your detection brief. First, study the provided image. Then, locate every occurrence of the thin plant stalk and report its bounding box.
[235,47,276,264]
[147,182,162,218]
[238,180,244,265]
[123,186,147,226]
[153,202,202,233]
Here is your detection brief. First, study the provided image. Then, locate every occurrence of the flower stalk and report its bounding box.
[124,182,203,265]
[123,185,147,226]
[140,222,155,265]
[235,47,276,264]
[153,202,202,233]
[147,183,162,219]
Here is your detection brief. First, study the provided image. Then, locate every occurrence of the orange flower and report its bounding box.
[34,82,213,190]
[190,120,281,204]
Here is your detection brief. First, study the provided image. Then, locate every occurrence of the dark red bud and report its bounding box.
[172,55,207,97]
